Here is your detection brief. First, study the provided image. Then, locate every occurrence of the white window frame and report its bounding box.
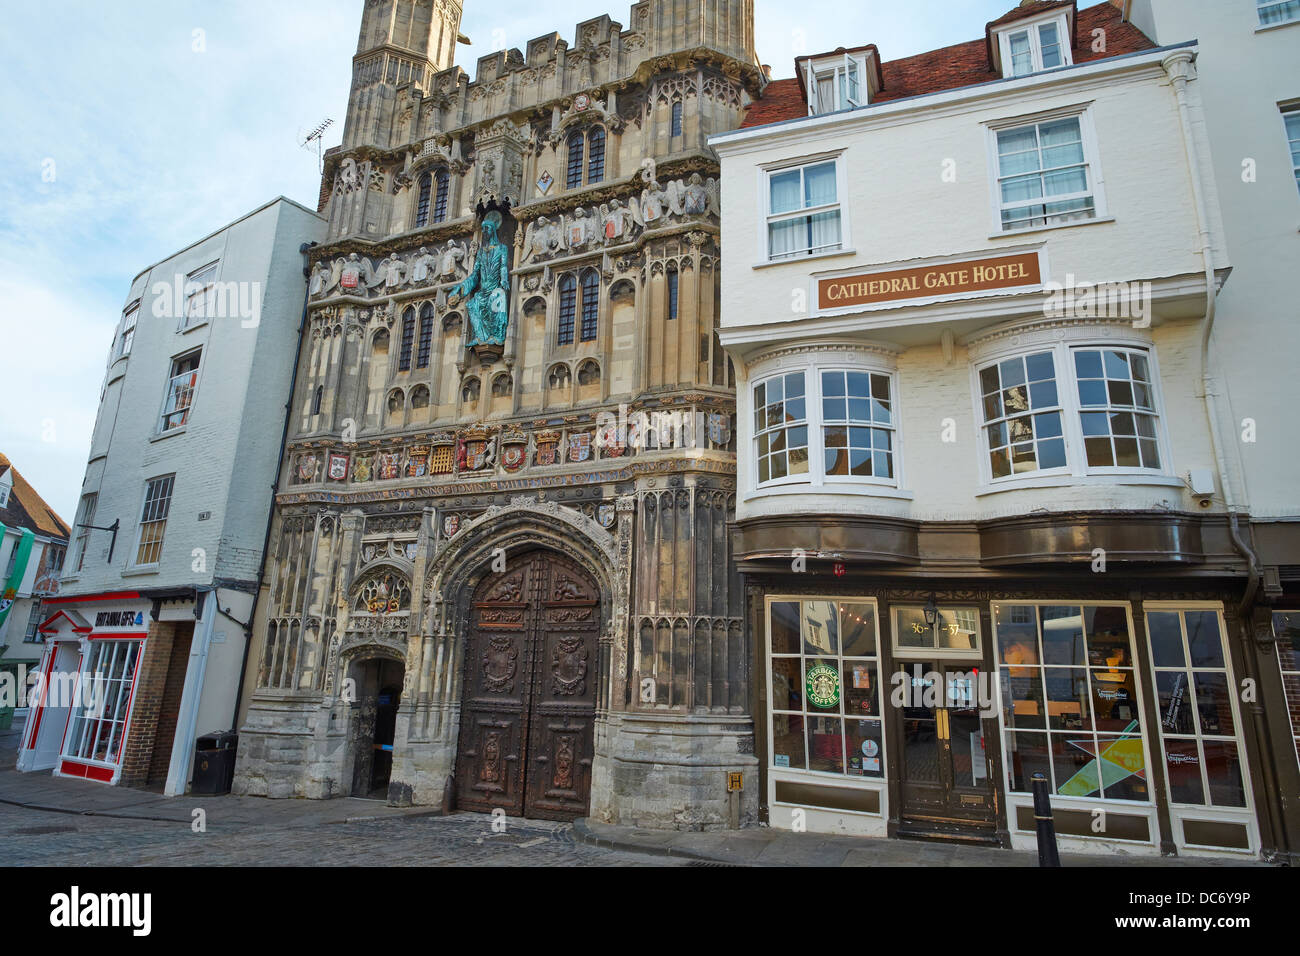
[752,369,811,490]
[991,600,1156,821]
[61,638,144,769]
[1258,0,1300,27]
[24,599,43,642]
[1283,106,1300,195]
[764,595,888,802]
[748,354,903,496]
[969,335,1173,490]
[1143,602,1258,854]
[181,261,219,331]
[131,474,175,569]
[72,492,97,573]
[816,366,899,489]
[995,11,1072,78]
[985,105,1107,235]
[760,152,849,264]
[115,305,138,360]
[158,349,202,434]
[805,53,863,115]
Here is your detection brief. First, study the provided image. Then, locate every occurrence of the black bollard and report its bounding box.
[1030,772,1061,867]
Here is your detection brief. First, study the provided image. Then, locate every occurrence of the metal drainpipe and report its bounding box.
[229,240,318,731]
[1165,51,1286,861]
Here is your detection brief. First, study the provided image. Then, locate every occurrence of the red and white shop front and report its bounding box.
[17,591,151,785]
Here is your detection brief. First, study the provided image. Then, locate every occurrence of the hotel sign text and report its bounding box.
[818,252,1041,311]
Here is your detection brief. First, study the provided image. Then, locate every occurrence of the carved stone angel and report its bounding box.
[439,239,468,280]
[409,247,437,285]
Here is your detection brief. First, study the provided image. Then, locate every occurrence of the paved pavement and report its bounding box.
[0,729,1272,867]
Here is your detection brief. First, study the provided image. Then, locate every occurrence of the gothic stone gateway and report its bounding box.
[231,0,764,829]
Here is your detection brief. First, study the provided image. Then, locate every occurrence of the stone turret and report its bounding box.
[343,0,467,151]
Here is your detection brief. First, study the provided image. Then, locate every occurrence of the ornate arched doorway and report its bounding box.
[455,548,600,820]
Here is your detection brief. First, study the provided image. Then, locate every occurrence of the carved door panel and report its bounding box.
[455,564,531,816]
[524,560,600,820]
[455,551,601,820]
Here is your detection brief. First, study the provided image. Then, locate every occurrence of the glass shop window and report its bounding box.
[1146,609,1248,808]
[769,599,884,780]
[995,603,1149,803]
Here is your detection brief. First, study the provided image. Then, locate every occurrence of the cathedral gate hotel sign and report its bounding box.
[816,250,1043,313]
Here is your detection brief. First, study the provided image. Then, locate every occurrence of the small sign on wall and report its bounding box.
[727,772,743,792]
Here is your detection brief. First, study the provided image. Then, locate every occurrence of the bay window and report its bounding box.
[820,370,894,481]
[975,341,1168,485]
[979,351,1066,478]
[63,640,142,767]
[766,159,842,261]
[1270,611,1300,772]
[754,371,809,484]
[751,360,899,492]
[1075,347,1161,470]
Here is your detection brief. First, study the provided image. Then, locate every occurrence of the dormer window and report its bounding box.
[993,10,1072,78]
[799,48,878,117]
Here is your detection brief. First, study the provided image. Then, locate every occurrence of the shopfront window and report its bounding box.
[994,603,1148,802]
[1272,611,1300,772]
[63,640,141,766]
[1146,609,1248,808]
[769,599,884,779]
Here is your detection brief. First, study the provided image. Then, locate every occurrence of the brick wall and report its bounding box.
[118,621,176,789]
[146,624,194,789]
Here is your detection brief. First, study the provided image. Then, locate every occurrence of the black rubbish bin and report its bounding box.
[192,731,238,794]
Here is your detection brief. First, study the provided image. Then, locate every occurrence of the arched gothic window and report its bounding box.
[415,173,432,228]
[566,127,606,189]
[417,302,435,368]
[580,269,600,342]
[557,274,577,345]
[432,168,450,223]
[399,306,416,370]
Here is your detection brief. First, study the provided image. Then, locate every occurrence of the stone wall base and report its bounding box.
[588,712,759,830]
[232,695,349,800]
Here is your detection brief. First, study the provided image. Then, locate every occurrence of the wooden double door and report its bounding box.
[454,550,600,821]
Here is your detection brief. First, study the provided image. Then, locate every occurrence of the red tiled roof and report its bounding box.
[0,454,70,541]
[739,1,1155,129]
[987,0,1075,30]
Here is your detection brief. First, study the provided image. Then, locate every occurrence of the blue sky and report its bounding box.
[0,0,1023,523]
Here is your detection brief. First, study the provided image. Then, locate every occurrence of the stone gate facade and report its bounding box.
[231,0,765,829]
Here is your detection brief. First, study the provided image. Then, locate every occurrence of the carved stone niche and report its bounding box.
[471,120,529,209]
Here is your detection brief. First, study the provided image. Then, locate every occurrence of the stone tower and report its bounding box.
[233,0,766,832]
[344,0,466,150]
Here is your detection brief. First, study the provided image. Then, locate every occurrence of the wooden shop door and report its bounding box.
[454,550,600,821]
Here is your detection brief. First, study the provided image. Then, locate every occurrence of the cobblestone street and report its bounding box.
[0,801,682,867]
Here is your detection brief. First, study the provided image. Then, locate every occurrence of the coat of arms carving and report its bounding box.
[552,635,588,696]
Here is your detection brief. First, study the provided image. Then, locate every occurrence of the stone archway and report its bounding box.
[384,497,630,809]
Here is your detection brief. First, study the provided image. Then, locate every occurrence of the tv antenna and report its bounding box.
[300,118,334,175]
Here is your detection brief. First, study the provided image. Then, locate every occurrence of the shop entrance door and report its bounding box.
[897,661,997,838]
[27,642,80,771]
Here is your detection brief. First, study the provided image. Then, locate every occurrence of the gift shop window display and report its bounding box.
[62,639,142,769]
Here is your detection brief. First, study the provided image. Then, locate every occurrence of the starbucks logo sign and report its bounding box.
[805,663,841,709]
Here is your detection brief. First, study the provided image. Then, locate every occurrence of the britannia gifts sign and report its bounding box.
[817,251,1041,311]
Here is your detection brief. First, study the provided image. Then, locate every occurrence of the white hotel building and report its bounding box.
[711,0,1300,859]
